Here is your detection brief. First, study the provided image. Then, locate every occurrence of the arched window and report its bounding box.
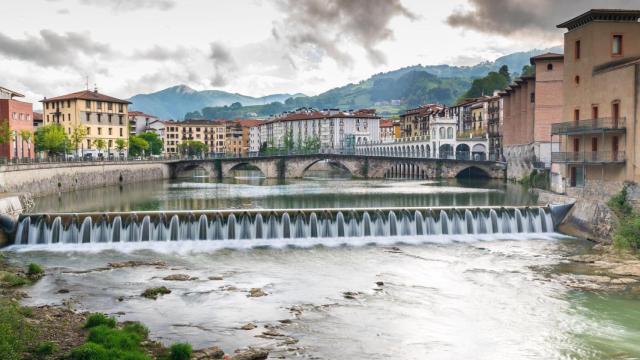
[447,127,454,139]
[439,127,445,139]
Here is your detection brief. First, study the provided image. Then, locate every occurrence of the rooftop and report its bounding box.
[530,52,564,64]
[42,90,131,104]
[129,111,158,118]
[557,9,640,31]
[0,86,25,99]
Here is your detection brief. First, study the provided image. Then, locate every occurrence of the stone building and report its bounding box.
[551,9,640,194]
[0,86,34,160]
[41,89,130,157]
[499,53,564,180]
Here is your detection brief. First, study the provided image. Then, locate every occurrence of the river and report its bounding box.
[6,174,640,359]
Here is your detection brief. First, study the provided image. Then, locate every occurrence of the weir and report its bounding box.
[10,205,571,246]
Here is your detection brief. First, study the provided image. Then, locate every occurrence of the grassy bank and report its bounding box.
[608,187,640,253]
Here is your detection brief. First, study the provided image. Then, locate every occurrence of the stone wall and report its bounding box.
[504,144,538,180]
[0,162,171,197]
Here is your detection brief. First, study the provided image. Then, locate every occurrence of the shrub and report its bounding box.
[123,322,149,338]
[613,213,640,251]
[69,342,109,360]
[87,325,142,352]
[0,300,34,360]
[608,188,633,216]
[141,286,171,300]
[169,342,192,360]
[27,263,43,276]
[34,341,58,357]
[84,313,116,329]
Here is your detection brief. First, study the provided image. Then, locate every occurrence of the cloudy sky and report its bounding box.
[1,0,637,105]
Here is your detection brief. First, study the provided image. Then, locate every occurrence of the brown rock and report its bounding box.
[231,348,269,360]
[261,329,284,337]
[193,346,225,359]
[248,288,267,297]
[240,323,257,330]
[109,260,166,268]
[375,281,384,286]
[208,276,224,281]
[163,274,197,281]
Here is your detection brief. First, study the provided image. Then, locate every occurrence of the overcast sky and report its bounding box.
[1,0,637,104]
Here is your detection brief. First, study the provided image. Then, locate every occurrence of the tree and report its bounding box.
[521,64,535,77]
[70,126,87,157]
[138,132,163,155]
[115,139,127,154]
[178,140,207,157]
[19,130,32,159]
[302,136,321,152]
[498,65,511,83]
[461,71,510,99]
[0,122,11,147]
[94,138,106,156]
[128,135,149,157]
[34,124,69,156]
[283,129,294,151]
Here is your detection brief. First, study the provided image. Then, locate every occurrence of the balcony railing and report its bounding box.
[551,151,626,163]
[456,129,487,140]
[551,117,626,135]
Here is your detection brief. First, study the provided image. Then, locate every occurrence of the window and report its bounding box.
[439,128,445,138]
[85,100,91,109]
[592,106,599,120]
[575,40,581,60]
[87,139,91,148]
[612,35,623,55]
[547,63,553,71]
[447,127,453,139]
[574,109,580,123]
[86,127,91,135]
[97,101,102,110]
[118,104,123,113]
[530,92,535,103]
[108,102,113,111]
[67,100,70,108]
[119,128,123,136]
[97,128,102,135]
[574,75,580,85]
[108,128,112,135]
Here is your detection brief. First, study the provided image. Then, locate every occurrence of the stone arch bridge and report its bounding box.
[168,154,506,180]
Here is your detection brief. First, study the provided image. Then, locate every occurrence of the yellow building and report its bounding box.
[163,120,226,156]
[41,89,130,156]
[551,9,640,194]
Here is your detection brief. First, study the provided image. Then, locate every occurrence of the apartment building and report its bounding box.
[551,9,640,194]
[399,104,440,137]
[0,87,34,159]
[379,120,400,142]
[499,53,564,179]
[249,108,381,153]
[230,119,262,156]
[487,95,503,161]
[41,89,130,156]
[129,111,159,135]
[163,119,226,156]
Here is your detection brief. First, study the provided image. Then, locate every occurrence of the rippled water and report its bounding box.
[10,177,640,359]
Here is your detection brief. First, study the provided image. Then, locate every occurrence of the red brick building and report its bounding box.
[0,87,34,160]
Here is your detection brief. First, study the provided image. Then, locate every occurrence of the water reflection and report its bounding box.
[31,175,537,213]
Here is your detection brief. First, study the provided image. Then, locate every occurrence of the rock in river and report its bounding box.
[248,288,267,297]
[163,274,197,281]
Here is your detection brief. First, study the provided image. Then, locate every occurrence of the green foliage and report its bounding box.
[178,141,207,157]
[301,136,321,152]
[0,121,12,145]
[283,130,294,151]
[614,214,640,252]
[521,170,549,190]
[141,286,171,299]
[0,300,34,360]
[169,343,192,360]
[93,139,107,154]
[88,325,142,352]
[34,341,58,357]
[521,64,535,77]
[462,71,510,99]
[608,188,633,216]
[69,342,109,360]
[70,126,88,153]
[35,124,69,155]
[122,322,149,338]
[27,262,43,276]
[128,136,150,157]
[498,65,511,83]
[1,273,30,287]
[138,132,163,155]
[84,313,117,329]
[115,139,128,153]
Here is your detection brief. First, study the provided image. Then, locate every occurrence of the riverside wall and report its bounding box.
[0,162,171,197]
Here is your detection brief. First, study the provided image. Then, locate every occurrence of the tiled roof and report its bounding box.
[129,111,157,118]
[41,90,131,104]
[530,53,564,64]
[379,119,394,128]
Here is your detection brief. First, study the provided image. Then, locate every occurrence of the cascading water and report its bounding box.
[12,206,557,246]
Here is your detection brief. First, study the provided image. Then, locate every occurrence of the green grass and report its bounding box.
[168,343,192,360]
[84,313,116,329]
[27,263,44,276]
[608,188,640,252]
[34,341,58,358]
[1,272,31,287]
[141,286,171,300]
[608,188,633,216]
[71,321,152,360]
[0,300,34,360]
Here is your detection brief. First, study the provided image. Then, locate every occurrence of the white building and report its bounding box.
[249,108,381,153]
[129,111,159,135]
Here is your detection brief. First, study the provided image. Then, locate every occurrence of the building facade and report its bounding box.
[129,111,159,135]
[551,9,640,194]
[0,87,34,160]
[499,53,564,180]
[41,89,130,157]
[163,119,226,156]
[249,109,381,153]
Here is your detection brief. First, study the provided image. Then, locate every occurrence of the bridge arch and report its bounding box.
[455,165,491,179]
[172,162,215,178]
[291,157,360,178]
[226,162,268,178]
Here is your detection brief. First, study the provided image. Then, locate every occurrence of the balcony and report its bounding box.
[456,129,487,140]
[551,117,626,135]
[551,151,626,164]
